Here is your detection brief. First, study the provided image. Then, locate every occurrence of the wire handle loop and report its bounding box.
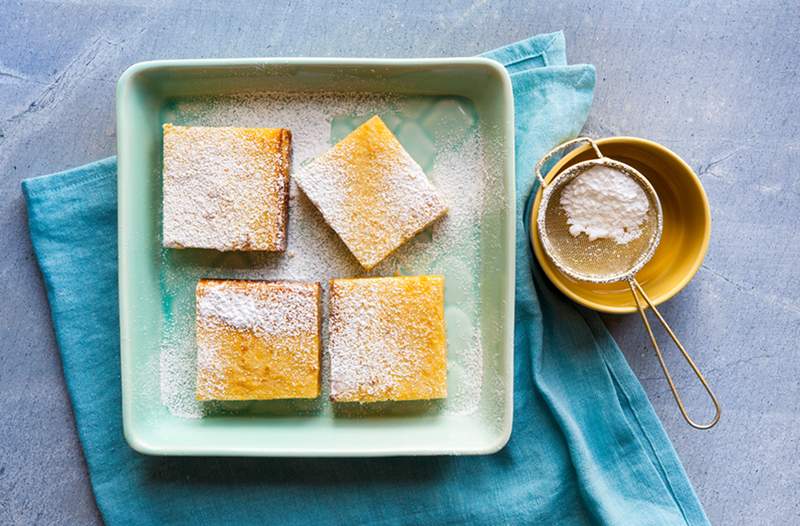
[534,137,604,188]
[628,278,721,430]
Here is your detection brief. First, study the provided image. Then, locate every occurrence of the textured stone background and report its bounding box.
[1,1,798,524]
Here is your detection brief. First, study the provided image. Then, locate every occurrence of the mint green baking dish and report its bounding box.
[116,58,515,457]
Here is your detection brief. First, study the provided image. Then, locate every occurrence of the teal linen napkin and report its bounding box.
[22,32,709,525]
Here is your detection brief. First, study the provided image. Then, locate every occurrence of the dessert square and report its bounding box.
[294,115,447,270]
[162,124,291,251]
[195,279,321,400]
[328,275,447,403]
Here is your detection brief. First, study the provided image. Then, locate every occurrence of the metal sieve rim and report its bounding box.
[536,157,664,284]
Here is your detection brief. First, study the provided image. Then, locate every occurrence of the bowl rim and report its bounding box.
[529,136,711,314]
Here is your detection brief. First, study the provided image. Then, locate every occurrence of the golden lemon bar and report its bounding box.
[162,124,291,251]
[328,275,447,402]
[195,279,321,400]
[294,116,447,270]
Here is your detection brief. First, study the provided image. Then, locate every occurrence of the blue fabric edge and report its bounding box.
[483,31,567,68]
[21,157,117,198]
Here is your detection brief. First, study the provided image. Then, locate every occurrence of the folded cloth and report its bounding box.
[22,32,709,525]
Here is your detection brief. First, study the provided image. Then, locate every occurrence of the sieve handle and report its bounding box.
[628,278,721,430]
[534,137,604,188]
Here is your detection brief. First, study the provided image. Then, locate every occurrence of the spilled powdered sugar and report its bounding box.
[159,92,500,418]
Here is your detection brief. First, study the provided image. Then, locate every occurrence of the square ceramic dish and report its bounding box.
[117,58,515,456]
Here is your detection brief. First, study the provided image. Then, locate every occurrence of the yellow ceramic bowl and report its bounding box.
[530,137,711,314]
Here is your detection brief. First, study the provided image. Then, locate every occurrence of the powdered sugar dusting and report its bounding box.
[159,92,501,419]
[197,280,318,337]
[328,277,446,402]
[160,333,203,419]
[194,279,320,401]
[162,125,290,251]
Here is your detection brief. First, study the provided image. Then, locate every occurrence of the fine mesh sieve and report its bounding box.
[534,137,721,430]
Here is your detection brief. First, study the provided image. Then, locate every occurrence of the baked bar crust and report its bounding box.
[195,279,321,400]
[294,116,447,269]
[162,124,291,251]
[328,275,447,402]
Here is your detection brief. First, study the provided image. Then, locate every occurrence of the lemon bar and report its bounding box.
[328,275,447,402]
[195,279,321,400]
[162,124,291,251]
[294,116,447,270]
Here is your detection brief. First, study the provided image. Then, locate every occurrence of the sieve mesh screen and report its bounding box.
[539,161,661,283]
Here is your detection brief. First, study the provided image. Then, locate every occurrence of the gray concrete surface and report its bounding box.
[1,1,798,524]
